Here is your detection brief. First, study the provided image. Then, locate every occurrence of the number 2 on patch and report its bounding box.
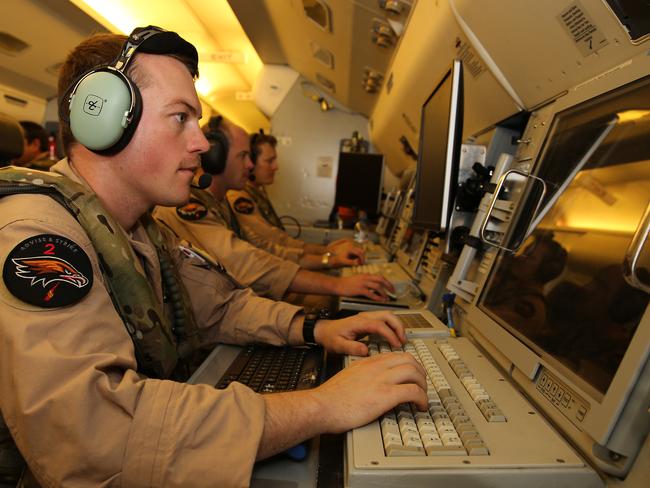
[43,243,56,255]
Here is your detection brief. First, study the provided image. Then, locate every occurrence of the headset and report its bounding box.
[200,115,229,175]
[61,25,197,155]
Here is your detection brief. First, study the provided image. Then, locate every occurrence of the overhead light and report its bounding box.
[300,80,333,111]
[319,97,333,111]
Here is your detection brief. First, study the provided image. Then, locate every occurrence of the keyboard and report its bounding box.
[341,262,412,296]
[344,336,595,487]
[396,312,440,330]
[363,241,389,263]
[215,344,323,393]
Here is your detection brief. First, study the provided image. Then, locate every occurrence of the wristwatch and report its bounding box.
[302,312,319,346]
[321,252,332,267]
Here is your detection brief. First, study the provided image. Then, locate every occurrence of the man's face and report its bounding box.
[113,53,209,208]
[252,143,278,185]
[222,125,253,190]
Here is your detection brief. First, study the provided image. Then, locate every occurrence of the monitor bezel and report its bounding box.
[460,62,650,474]
[412,59,464,232]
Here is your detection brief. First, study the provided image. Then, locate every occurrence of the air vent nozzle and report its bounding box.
[302,0,332,31]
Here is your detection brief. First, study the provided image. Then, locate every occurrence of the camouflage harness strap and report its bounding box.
[245,183,285,230]
[0,166,200,379]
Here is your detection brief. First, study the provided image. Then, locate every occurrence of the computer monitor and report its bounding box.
[412,59,464,232]
[334,152,384,219]
[475,72,650,476]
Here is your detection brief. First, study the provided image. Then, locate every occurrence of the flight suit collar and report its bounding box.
[51,157,85,184]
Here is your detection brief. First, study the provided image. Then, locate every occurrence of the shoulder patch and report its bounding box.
[233,197,255,215]
[3,234,93,308]
[176,199,208,221]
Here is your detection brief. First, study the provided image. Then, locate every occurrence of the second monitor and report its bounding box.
[334,152,384,220]
[412,59,464,233]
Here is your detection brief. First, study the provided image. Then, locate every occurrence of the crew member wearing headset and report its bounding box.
[226,131,363,269]
[0,27,426,486]
[154,117,394,304]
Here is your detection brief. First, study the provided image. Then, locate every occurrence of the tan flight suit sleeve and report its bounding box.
[226,189,306,250]
[153,205,299,300]
[0,194,293,488]
[157,223,305,348]
[241,224,304,263]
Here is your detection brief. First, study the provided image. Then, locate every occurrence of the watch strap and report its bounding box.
[302,312,319,346]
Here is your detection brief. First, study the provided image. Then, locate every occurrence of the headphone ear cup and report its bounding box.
[201,130,229,174]
[69,70,140,154]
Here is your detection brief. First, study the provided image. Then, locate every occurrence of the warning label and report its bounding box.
[454,37,487,79]
[558,1,609,57]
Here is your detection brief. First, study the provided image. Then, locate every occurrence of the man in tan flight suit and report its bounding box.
[153,119,395,305]
[0,28,427,487]
[11,121,55,171]
[226,132,363,270]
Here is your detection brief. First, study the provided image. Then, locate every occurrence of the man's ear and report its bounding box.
[28,138,41,152]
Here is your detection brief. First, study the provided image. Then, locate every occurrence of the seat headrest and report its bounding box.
[0,113,24,164]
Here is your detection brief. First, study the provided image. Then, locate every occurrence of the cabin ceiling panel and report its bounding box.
[0,0,107,100]
[224,0,287,64]
[228,0,411,117]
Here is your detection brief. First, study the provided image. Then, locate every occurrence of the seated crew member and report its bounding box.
[0,28,427,487]
[153,118,394,303]
[11,120,54,170]
[226,130,363,269]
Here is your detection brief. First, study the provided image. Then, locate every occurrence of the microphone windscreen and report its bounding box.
[197,173,212,189]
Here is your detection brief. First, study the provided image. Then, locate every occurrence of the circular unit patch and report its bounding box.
[233,197,254,215]
[176,199,208,221]
[3,234,93,308]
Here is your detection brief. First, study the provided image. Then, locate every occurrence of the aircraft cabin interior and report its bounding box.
[0,0,648,487]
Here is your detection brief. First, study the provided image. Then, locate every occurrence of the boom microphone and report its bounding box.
[191,173,212,189]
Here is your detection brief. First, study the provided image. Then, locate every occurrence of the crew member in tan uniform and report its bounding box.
[0,28,427,487]
[11,121,55,171]
[153,118,394,304]
[227,132,363,269]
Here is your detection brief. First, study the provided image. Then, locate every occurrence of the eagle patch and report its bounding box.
[233,197,255,215]
[3,234,93,308]
[176,199,208,221]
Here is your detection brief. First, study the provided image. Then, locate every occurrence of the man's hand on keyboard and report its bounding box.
[327,240,365,265]
[336,274,395,301]
[313,310,406,356]
[313,352,428,433]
